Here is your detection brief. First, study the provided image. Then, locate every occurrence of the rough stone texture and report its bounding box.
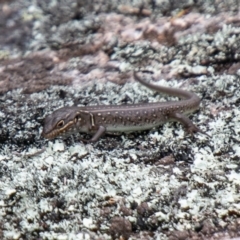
[0,0,240,239]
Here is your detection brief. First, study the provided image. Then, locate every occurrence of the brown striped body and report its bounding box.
[42,72,204,142]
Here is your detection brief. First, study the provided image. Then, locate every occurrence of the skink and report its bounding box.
[42,72,205,142]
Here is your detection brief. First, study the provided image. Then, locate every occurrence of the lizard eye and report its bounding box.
[57,120,64,128]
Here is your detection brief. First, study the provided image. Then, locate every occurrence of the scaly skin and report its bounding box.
[42,72,206,142]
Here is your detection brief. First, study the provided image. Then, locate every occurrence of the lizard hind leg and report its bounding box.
[170,112,210,137]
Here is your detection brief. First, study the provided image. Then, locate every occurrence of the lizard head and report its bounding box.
[41,107,82,139]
